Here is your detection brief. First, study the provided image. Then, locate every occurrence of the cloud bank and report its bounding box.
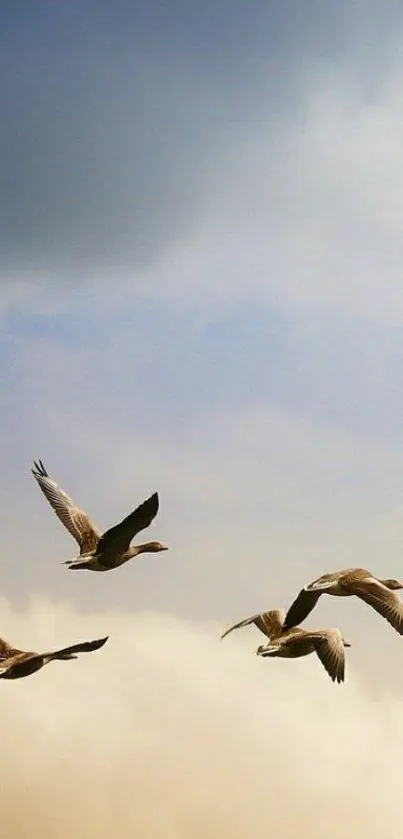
[1,596,403,838]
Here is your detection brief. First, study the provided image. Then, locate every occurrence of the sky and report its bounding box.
[3,1,403,834]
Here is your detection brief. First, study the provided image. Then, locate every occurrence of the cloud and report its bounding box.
[0,1,282,287]
[2,1,403,330]
[1,595,403,838]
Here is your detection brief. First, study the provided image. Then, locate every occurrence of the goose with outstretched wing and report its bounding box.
[0,635,108,680]
[32,459,168,571]
[283,567,403,636]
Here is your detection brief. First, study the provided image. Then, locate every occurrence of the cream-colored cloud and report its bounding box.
[1,596,403,838]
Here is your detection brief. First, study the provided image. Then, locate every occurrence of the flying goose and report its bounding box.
[256,626,350,684]
[221,609,285,640]
[32,460,168,571]
[0,635,108,680]
[283,568,403,635]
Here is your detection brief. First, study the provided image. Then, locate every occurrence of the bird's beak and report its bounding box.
[343,640,352,647]
[160,544,169,551]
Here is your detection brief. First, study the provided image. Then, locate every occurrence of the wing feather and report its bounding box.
[32,460,101,554]
[313,630,346,683]
[350,580,403,635]
[47,636,109,659]
[0,637,21,661]
[221,609,285,640]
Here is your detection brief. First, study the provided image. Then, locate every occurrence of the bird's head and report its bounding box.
[381,578,403,591]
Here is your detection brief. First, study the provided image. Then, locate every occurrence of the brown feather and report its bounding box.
[32,460,101,554]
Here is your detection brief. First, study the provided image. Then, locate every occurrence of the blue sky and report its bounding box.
[2,1,403,690]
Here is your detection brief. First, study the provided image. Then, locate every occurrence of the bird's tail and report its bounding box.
[63,558,92,570]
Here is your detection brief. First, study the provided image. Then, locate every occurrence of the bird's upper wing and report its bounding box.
[0,637,21,661]
[312,630,346,683]
[348,579,403,635]
[32,460,101,554]
[96,492,159,559]
[221,609,285,640]
[283,589,322,630]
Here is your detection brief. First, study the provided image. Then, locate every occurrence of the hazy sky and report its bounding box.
[3,4,403,832]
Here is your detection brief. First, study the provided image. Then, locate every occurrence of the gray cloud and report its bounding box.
[3,1,403,294]
[0,1,284,283]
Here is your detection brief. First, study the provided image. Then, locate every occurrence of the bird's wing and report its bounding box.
[349,579,403,635]
[256,610,285,639]
[46,636,109,659]
[32,460,101,554]
[96,493,159,559]
[221,609,285,640]
[0,637,21,661]
[221,613,260,639]
[283,589,322,630]
[312,630,346,683]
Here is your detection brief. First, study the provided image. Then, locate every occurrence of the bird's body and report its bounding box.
[32,460,168,571]
[65,541,165,572]
[257,626,350,684]
[284,567,403,635]
[0,636,108,680]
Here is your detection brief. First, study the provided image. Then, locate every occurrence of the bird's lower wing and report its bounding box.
[47,637,109,659]
[283,589,322,630]
[313,633,345,683]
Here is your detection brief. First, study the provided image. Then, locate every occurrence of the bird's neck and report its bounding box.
[128,543,152,557]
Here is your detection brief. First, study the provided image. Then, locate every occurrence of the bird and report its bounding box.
[256,626,350,684]
[221,609,285,640]
[283,568,403,635]
[31,459,168,571]
[0,635,108,680]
